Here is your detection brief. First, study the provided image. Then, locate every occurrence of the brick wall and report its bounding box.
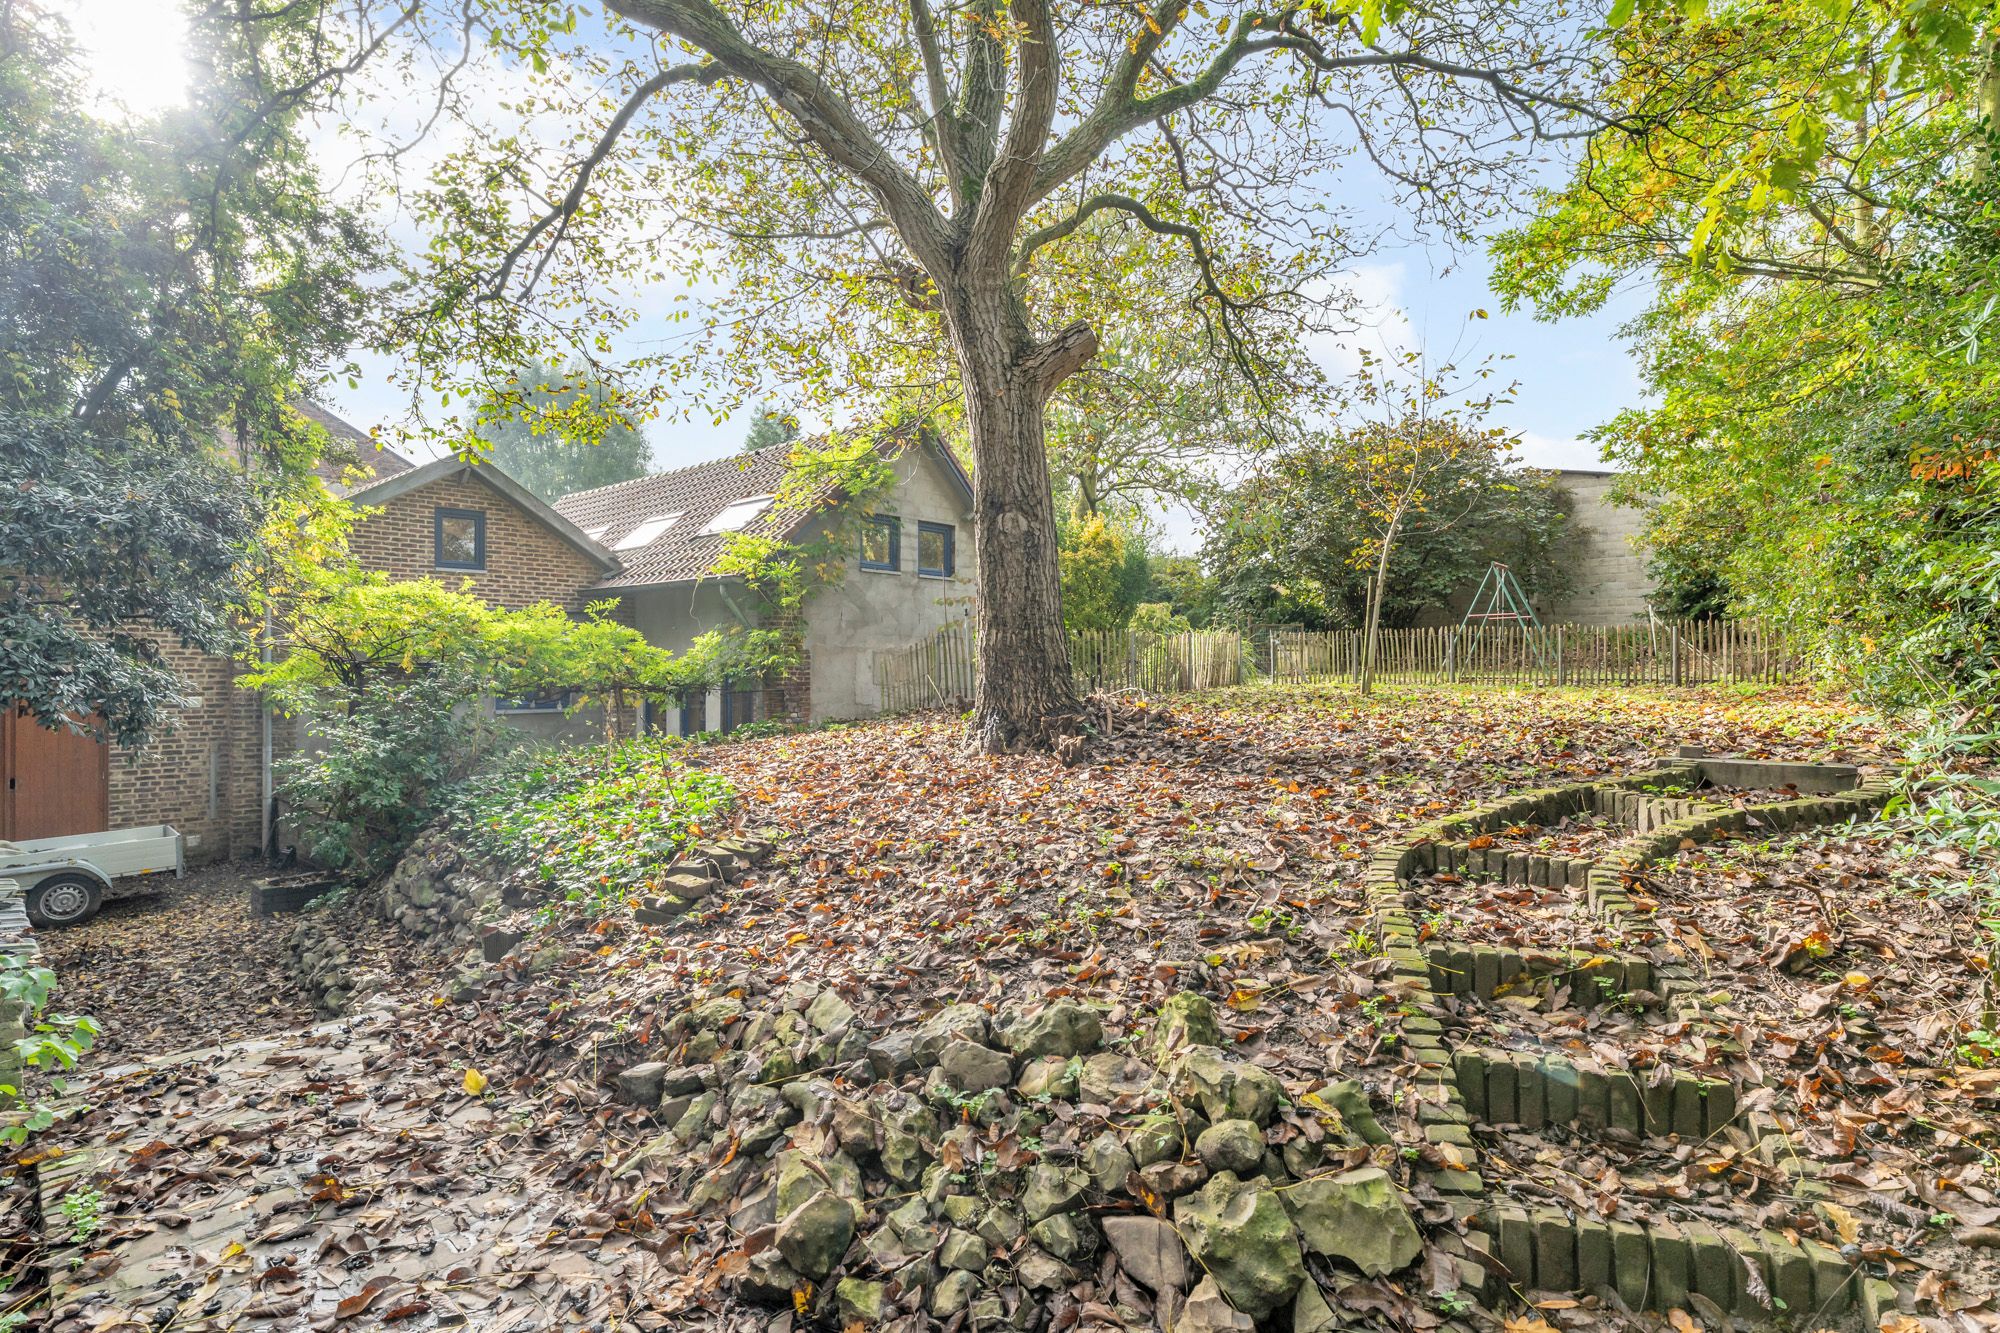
[348,470,607,611]
[107,641,263,863]
[105,469,614,861]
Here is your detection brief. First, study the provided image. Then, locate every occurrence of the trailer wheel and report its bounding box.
[28,874,102,928]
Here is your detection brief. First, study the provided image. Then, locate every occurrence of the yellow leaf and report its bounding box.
[463,1067,489,1096]
[1821,1201,1861,1245]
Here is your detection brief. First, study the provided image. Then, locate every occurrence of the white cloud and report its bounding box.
[1304,262,1416,381]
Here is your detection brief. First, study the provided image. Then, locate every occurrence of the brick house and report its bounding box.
[1,409,613,860]
[552,432,976,730]
[3,409,976,862]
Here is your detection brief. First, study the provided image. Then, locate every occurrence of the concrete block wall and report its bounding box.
[1537,470,1655,625]
[799,449,977,721]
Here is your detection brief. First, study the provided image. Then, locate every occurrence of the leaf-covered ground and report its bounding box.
[22,683,1968,1333]
[35,864,318,1063]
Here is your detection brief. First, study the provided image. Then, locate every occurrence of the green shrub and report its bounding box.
[0,954,97,1147]
[449,739,735,913]
[278,670,513,877]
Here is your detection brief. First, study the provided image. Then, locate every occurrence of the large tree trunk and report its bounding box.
[941,275,1087,753]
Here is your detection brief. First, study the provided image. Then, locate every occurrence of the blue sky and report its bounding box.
[66,0,1649,549]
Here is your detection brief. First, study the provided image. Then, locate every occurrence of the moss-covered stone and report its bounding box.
[1285,1167,1422,1277]
[1173,1173,1306,1319]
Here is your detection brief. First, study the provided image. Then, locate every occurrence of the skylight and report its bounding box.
[613,513,683,550]
[699,495,775,535]
[582,525,609,543]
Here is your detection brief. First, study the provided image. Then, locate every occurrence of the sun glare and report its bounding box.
[60,0,190,118]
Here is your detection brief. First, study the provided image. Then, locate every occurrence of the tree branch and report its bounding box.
[1013,191,1273,390]
[968,0,1060,265]
[955,0,1011,196]
[607,0,954,270]
[1021,321,1101,401]
[486,60,725,301]
[908,0,965,201]
[1033,11,1629,209]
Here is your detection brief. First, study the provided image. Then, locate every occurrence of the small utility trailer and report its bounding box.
[0,825,185,927]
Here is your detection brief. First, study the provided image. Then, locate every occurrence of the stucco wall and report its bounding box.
[1537,470,1655,625]
[800,449,976,720]
[618,448,976,723]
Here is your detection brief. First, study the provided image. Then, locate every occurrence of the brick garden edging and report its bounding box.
[1365,756,1902,1325]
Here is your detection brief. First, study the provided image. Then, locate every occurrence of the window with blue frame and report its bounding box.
[917,521,955,578]
[860,515,901,571]
[434,507,486,570]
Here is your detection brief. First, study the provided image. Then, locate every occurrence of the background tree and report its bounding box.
[1141,555,1219,629]
[473,362,655,501]
[1056,515,1141,633]
[0,3,373,742]
[1492,0,2000,720]
[742,404,802,452]
[1320,353,1520,693]
[1209,439,1573,638]
[290,0,1610,751]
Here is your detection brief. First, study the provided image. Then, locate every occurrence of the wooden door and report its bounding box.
[0,705,110,841]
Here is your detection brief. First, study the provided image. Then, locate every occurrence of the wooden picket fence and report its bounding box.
[875,622,1247,715]
[876,618,1796,715]
[1269,619,1796,688]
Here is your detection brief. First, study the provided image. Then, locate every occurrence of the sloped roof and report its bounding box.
[552,434,971,590]
[297,400,415,487]
[347,456,620,574]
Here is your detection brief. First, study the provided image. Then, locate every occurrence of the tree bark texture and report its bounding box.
[940,272,1089,752]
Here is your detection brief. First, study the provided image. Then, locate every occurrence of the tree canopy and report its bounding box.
[1207,423,1575,631]
[1493,0,2000,720]
[0,3,374,742]
[264,0,1611,749]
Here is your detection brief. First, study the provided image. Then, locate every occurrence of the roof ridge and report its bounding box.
[555,439,800,508]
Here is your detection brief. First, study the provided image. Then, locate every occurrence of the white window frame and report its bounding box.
[700,494,776,535]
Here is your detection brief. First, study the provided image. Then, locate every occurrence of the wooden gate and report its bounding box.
[0,705,110,841]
